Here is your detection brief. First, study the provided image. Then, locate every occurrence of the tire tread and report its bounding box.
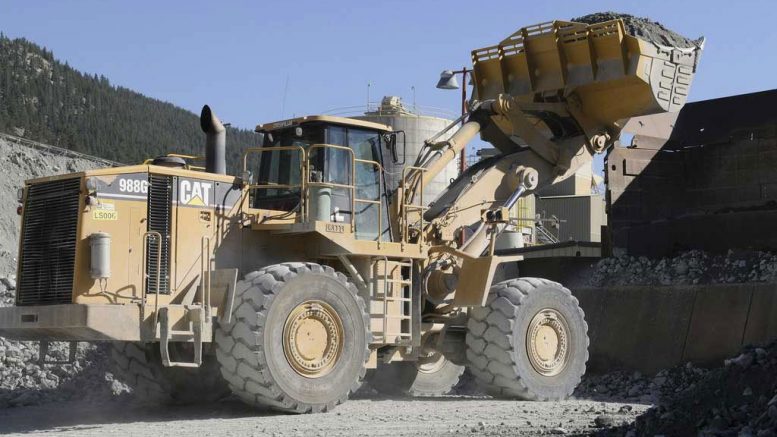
[464,277,589,401]
[215,262,371,413]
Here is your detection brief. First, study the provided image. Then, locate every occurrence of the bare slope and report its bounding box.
[0,136,107,276]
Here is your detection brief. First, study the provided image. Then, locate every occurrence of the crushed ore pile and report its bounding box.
[572,12,701,48]
[589,250,777,287]
[598,343,777,436]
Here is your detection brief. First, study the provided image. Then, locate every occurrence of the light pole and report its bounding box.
[436,67,470,175]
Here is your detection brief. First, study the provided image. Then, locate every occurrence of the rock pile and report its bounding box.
[0,276,14,306]
[0,340,125,408]
[571,12,701,48]
[603,342,777,436]
[589,250,777,287]
[0,277,127,408]
[575,362,709,405]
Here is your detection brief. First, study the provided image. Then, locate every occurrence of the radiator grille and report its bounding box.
[17,178,81,306]
[146,174,173,294]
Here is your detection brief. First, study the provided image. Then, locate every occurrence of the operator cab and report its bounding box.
[253,116,400,241]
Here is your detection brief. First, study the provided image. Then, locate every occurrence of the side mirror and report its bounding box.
[384,131,406,165]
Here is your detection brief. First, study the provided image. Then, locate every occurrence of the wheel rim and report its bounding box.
[283,300,344,378]
[526,308,569,377]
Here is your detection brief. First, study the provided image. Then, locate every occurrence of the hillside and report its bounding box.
[0,34,260,171]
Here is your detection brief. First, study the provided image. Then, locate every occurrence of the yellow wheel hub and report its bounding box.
[283,300,344,378]
[526,308,569,377]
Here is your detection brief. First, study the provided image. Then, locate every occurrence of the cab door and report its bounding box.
[347,128,390,241]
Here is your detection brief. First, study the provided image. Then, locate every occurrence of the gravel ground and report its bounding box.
[0,396,649,436]
[571,12,701,48]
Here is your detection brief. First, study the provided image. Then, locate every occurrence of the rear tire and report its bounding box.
[465,278,588,400]
[215,262,370,413]
[368,353,464,397]
[110,342,229,404]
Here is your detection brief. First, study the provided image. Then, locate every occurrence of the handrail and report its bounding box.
[201,236,212,316]
[355,158,384,246]
[306,144,356,233]
[242,142,387,242]
[377,255,390,339]
[400,166,428,246]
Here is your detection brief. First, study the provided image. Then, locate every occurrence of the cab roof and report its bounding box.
[255,115,391,133]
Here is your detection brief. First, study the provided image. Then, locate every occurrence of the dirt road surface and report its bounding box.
[0,395,648,436]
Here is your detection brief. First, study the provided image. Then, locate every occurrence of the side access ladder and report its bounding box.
[374,257,414,346]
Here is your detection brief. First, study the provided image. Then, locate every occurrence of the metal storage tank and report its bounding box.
[353,96,459,205]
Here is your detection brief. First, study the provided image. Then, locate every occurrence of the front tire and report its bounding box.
[215,262,370,413]
[465,278,588,400]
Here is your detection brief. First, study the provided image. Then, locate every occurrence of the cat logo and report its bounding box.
[179,180,212,207]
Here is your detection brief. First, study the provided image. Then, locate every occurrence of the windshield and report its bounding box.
[253,126,324,211]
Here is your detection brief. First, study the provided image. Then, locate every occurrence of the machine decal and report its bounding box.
[91,173,242,209]
[325,223,345,233]
[93,209,118,221]
[93,173,148,201]
[175,176,242,209]
[179,180,212,206]
[118,178,149,195]
[92,201,118,220]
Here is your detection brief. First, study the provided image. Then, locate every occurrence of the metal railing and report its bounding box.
[242,144,385,242]
[200,236,212,316]
[306,144,356,232]
[400,166,428,246]
[321,103,458,120]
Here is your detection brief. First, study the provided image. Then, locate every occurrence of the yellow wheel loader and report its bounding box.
[0,19,702,412]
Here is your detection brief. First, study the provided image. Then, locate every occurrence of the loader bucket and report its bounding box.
[471,19,703,127]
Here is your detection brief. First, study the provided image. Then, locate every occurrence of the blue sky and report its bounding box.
[2,0,776,175]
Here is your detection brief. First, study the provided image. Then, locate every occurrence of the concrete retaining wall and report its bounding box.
[573,283,777,374]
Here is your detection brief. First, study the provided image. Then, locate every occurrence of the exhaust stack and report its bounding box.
[200,105,226,174]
